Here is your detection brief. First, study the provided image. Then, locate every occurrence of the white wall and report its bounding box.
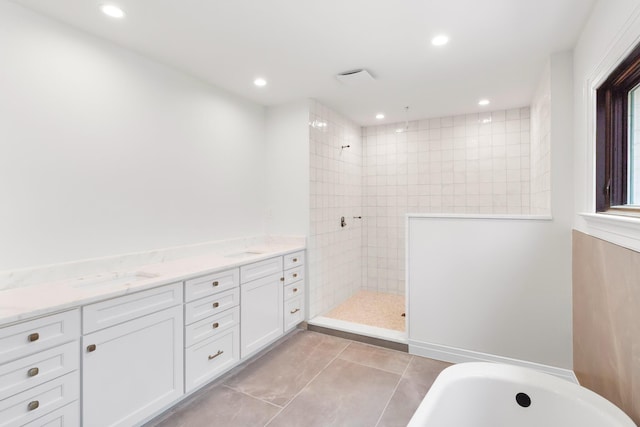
[265,101,310,236]
[407,53,574,371]
[573,0,640,246]
[0,2,266,270]
[408,216,572,371]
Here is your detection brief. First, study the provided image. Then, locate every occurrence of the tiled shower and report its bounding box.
[308,99,548,334]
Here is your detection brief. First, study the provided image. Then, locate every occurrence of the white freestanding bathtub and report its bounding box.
[407,362,636,427]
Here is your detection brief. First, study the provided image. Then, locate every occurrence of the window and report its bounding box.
[596,41,640,213]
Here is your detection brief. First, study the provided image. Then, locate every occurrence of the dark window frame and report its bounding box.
[596,42,640,212]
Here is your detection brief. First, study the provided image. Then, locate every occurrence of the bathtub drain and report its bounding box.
[515,392,531,408]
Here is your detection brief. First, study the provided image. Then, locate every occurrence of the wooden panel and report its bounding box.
[82,282,182,334]
[573,230,640,425]
[0,310,80,365]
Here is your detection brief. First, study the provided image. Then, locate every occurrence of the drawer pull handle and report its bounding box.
[292,258,298,262]
[208,350,224,360]
[290,308,300,314]
[28,333,39,342]
[27,401,39,411]
[27,367,39,377]
[292,273,298,278]
[87,344,97,353]
[212,302,220,308]
[212,322,219,329]
[212,281,219,287]
[293,288,298,293]
[280,277,285,282]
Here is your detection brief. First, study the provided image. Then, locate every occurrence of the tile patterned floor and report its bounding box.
[325,291,406,332]
[147,330,450,427]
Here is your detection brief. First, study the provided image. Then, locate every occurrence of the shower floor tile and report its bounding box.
[325,290,406,331]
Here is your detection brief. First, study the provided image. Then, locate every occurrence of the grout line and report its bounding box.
[263,338,353,426]
[374,355,414,427]
[337,349,413,376]
[221,384,284,409]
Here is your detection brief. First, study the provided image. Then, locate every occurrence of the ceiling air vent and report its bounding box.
[336,69,375,85]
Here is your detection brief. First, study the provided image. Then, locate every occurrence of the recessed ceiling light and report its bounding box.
[254,78,267,87]
[431,35,449,46]
[100,4,125,18]
[478,99,490,106]
[376,113,385,119]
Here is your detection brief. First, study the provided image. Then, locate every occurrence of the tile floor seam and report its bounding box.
[262,338,353,427]
[220,384,284,410]
[373,355,415,427]
[337,355,412,376]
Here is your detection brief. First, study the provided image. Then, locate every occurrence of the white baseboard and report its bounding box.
[409,340,578,384]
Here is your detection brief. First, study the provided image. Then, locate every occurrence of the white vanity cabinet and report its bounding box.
[81,283,183,427]
[283,251,305,332]
[240,258,284,358]
[0,309,80,427]
[184,268,240,393]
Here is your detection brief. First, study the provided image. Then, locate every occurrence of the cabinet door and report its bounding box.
[82,306,183,427]
[240,273,283,358]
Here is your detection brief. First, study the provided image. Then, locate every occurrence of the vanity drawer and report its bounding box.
[23,401,79,427]
[0,310,80,365]
[185,306,239,347]
[82,282,182,334]
[184,268,239,302]
[283,265,304,286]
[185,288,239,326]
[0,341,79,401]
[240,257,282,284]
[0,370,79,427]
[284,282,304,301]
[283,251,305,270]
[185,325,239,393]
[284,295,305,332]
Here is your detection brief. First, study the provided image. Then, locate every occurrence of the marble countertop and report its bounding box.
[0,242,304,326]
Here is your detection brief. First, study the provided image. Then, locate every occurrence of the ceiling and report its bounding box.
[14,0,596,126]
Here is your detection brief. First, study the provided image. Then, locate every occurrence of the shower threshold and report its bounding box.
[308,316,407,345]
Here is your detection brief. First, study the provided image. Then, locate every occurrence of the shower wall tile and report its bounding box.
[530,61,551,214]
[362,108,532,296]
[308,101,362,318]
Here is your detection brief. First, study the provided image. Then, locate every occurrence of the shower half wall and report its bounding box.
[307,100,541,336]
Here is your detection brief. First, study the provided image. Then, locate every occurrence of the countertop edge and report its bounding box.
[0,245,306,327]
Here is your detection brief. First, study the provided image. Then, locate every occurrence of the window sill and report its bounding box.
[579,212,640,253]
